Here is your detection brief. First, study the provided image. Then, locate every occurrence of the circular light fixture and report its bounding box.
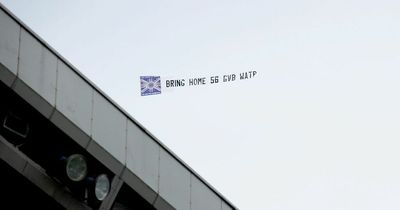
[95,174,110,201]
[66,154,88,182]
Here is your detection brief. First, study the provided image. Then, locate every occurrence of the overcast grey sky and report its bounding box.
[2,1,400,209]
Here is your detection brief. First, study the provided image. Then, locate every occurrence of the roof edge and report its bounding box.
[0,3,238,209]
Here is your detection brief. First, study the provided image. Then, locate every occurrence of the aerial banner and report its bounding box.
[140,71,257,96]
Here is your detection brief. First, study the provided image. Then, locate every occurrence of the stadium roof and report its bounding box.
[0,3,237,210]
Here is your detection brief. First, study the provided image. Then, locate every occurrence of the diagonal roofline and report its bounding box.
[0,2,238,209]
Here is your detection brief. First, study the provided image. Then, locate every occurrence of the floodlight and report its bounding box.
[95,174,110,201]
[66,154,88,181]
[2,112,29,141]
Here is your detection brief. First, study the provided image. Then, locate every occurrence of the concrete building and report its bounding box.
[0,4,237,210]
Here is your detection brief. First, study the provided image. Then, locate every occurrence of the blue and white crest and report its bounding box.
[140,76,161,96]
